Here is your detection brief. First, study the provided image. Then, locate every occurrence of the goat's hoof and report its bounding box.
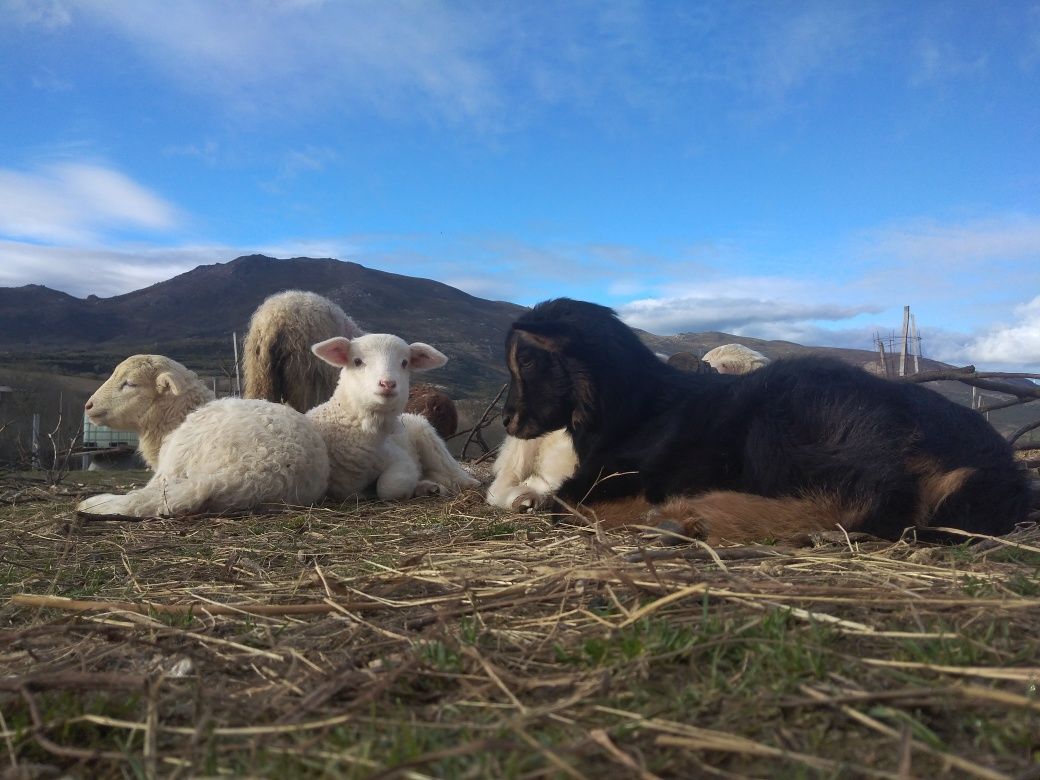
[641,506,706,546]
[510,488,546,513]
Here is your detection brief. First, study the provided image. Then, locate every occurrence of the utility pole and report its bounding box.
[232,332,242,397]
[898,305,910,377]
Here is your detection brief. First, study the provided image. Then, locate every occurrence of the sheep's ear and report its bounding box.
[312,337,353,367]
[408,343,448,371]
[513,321,570,353]
[155,371,183,395]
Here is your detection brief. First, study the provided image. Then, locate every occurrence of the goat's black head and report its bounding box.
[501,298,623,438]
[501,322,575,438]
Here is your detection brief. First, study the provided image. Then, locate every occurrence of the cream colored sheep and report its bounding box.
[701,344,771,374]
[76,355,328,517]
[243,290,363,412]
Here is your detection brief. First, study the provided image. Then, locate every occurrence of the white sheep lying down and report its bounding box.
[307,333,479,501]
[76,355,328,517]
[701,343,771,374]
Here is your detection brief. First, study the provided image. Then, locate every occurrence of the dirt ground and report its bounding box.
[1,468,1039,779]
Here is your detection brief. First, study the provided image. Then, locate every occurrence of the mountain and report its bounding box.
[0,253,1009,401]
[0,255,527,396]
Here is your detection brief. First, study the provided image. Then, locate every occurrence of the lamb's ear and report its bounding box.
[513,321,571,353]
[312,337,353,367]
[155,371,184,395]
[408,343,448,371]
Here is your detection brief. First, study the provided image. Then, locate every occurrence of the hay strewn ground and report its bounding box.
[1,470,1039,779]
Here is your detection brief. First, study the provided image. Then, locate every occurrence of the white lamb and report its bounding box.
[701,344,771,374]
[76,355,328,517]
[307,334,479,501]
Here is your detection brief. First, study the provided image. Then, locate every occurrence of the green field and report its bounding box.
[1,470,1038,778]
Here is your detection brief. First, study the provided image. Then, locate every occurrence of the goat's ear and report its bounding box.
[513,321,570,353]
[312,337,353,367]
[408,343,448,371]
[155,371,183,395]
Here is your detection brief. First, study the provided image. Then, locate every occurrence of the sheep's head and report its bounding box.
[84,355,199,432]
[312,334,447,417]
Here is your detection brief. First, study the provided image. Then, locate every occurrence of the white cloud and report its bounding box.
[863,215,1040,266]
[0,162,179,243]
[0,241,223,297]
[618,295,880,336]
[965,295,1040,367]
[60,0,500,124]
[1,0,71,29]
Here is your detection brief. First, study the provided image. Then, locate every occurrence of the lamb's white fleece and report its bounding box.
[77,355,328,517]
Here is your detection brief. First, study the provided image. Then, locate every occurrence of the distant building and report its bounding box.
[82,414,139,449]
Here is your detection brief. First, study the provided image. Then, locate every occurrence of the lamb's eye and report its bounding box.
[401,359,408,368]
[353,358,364,367]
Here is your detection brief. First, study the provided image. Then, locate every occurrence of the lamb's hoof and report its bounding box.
[413,480,443,497]
[77,494,123,515]
[640,506,706,546]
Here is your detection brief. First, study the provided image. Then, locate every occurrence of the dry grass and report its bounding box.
[1,469,1039,779]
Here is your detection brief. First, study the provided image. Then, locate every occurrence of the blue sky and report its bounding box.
[1,1,1039,370]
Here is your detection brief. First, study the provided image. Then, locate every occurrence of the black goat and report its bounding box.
[502,298,1030,543]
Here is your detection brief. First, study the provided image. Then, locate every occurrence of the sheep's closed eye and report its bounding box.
[353,358,364,367]
[120,380,136,390]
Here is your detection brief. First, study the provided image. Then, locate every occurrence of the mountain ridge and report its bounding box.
[0,254,937,397]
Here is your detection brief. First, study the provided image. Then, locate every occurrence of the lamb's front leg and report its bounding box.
[77,478,170,517]
[374,439,421,500]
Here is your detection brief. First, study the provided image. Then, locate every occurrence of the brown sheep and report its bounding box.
[405,383,459,439]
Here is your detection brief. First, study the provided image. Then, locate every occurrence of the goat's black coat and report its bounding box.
[502,298,1030,540]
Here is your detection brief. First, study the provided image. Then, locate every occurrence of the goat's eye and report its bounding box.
[353,358,364,367]
[401,359,408,369]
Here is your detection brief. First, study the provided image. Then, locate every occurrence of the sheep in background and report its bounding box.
[243,290,363,412]
[307,334,478,501]
[406,383,459,439]
[701,344,771,374]
[666,352,717,373]
[76,355,328,517]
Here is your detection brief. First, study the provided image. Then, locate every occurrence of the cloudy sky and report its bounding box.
[2,1,1039,370]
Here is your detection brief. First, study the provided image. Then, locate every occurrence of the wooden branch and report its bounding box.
[10,593,382,617]
[1008,417,1040,446]
[979,396,1039,414]
[900,366,976,383]
[0,671,147,692]
[460,383,507,460]
[901,365,1040,402]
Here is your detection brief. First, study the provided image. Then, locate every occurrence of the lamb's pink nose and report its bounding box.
[379,379,397,390]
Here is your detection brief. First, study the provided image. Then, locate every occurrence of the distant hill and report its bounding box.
[3,253,913,397]
[0,255,528,397]
[0,254,1037,444]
